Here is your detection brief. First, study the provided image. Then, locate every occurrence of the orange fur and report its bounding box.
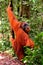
[7,6,34,60]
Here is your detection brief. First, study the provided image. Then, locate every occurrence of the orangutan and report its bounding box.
[6,5,34,60]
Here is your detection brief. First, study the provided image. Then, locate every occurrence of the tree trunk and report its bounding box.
[19,0,30,18]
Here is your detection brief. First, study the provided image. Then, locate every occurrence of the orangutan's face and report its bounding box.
[20,22,30,34]
[25,26,30,33]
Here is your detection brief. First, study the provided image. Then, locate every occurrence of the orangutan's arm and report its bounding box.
[6,6,20,31]
[25,38,34,48]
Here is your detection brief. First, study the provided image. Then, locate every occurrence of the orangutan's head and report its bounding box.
[20,22,30,34]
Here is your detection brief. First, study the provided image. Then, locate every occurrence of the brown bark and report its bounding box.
[20,4,30,18]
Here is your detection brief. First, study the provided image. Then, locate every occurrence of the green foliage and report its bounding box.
[0,0,43,65]
[22,32,43,65]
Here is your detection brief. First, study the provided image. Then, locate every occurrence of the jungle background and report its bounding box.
[0,0,43,65]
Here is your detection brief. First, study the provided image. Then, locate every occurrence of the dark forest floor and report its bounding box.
[0,52,25,65]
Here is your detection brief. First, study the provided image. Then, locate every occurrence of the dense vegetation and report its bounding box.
[0,0,43,65]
